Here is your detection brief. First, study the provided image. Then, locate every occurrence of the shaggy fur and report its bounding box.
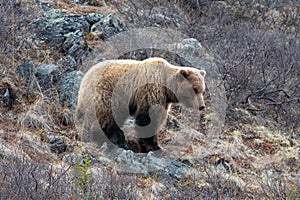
[76,57,206,152]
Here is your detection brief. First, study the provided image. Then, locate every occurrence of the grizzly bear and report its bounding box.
[76,57,206,153]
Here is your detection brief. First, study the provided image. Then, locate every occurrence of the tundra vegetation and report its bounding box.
[0,0,299,199]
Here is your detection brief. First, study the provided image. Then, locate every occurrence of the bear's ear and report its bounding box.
[199,70,206,77]
[179,69,189,79]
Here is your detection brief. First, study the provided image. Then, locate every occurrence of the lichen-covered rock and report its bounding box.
[85,13,104,25]
[165,38,206,59]
[31,9,89,50]
[0,79,17,109]
[15,60,36,78]
[63,30,90,62]
[57,55,77,72]
[47,135,74,154]
[71,0,101,6]
[58,70,84,109]
[70,0,87,4]
[35,64,59,90]
[91,14,127,40]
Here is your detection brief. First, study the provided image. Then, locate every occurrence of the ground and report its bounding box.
[0,0,299,199]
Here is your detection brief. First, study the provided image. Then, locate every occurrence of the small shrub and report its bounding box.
[73,155,93,197]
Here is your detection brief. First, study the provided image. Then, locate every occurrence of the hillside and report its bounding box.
[0,0,299,199]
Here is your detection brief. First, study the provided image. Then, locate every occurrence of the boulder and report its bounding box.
[15,60,36,78]
[91,14,127,40]
[58,70,84,109]
[31,9,90,62]
[63,30,90,62]
[85,13,104,25]
[57,55,77,72]
[35,64,59,90]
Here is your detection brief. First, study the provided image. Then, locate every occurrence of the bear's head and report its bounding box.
[173,68,206,110]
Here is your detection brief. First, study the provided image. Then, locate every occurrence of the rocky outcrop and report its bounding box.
[35,64,60,90]
[31,9,89,50]
[62,30,90,63]
[31,9,127,64]
[58,71,84,110]
[57,55,77,72]
[15,60,36,78]
[31,9,90,62]
[91,14,127,40]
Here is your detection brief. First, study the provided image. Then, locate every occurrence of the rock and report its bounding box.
[0,87,12,108]
[70,0,86,4]
[79,154,96,166]
[151,182,166,196]
[132,5,186,29]
[165,115,182,131]
[35,64,59,89]
[191,129,205,140]
[58,70,84,109]
[85,13,104,25]
[15,60,35,78]
[91,14,127,40]
[167,38,205,58]
[215,157,236,174]
[31,9,89,53]
[63,152,83,164]
[181,38,204,56]
[162,160,189,179]
[35,64,58,77]
[63,30,90,62]
[71,0,101,6]
[50,141,67,154]
[47,135,61,144]
[57,55,77,72]
[0,79,17,109]
[227,108,254,126]
[47,135,73,154]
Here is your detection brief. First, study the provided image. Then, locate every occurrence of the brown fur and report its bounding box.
[76,57,206,152]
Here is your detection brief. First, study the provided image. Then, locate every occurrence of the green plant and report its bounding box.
[73,155,93,197]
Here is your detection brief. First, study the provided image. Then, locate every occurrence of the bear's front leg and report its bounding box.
[137,136,160,153]
[102,122,129,150]
[134,105,167,153]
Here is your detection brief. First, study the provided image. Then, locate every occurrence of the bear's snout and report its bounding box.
[199,105,205,110]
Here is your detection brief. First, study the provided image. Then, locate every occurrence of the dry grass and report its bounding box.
[0,0,299,199]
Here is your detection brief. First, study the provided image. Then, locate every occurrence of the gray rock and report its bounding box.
[15,60,36,78]
[162,160,189,179]
[35,64,58,76]
[63,153,83,164]
[58,70,84,109]
[47,135,61,144]
[70,0,85,4]
[131,6,186,29]
[35,64,59,90]
[47,135,73,154]
[167,38,205,58]
[80,154,96,166]
[50,140,67,154]
[63,30,90,62]
[57,55,77,72]
[31,9,89,52]
[91,14,127,40]
[71,0,100,6]
[85,13,104,25]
